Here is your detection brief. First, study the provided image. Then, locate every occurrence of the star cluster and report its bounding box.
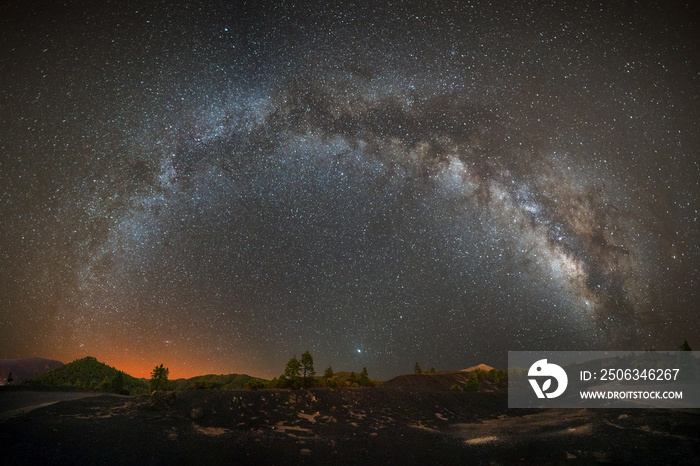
[0,1,697,379]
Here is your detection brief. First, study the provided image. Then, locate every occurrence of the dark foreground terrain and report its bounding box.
[1,386,699,465]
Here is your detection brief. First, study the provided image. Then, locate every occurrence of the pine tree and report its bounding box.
[150,364,170,391]
[7,371,13,385]
[323,364,334,379]
[360,367,371,386]
[301,351,315,388]
[414,362,422,375]
[284,355,302,389]
[112,371,125,394]
[679,339,692,351]
[323,364,335,387]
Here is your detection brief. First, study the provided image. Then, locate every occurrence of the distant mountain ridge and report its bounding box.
[461,364,495,372]
[0,357,64,385]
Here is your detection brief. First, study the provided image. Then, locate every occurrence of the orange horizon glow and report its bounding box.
[108,357,270,380]
[47,351,270,380]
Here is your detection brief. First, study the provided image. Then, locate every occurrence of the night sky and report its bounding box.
[1,1,697,380]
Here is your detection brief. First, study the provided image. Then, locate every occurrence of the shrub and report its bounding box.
[246,378,266,390]
[466,372,479,391]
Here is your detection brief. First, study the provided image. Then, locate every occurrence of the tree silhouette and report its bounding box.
[301,351,315,388]
[284,355,302,389]
[150,364,169,391]
[360,367,371,386]
[7,371,13,385]
[677,339,698,381]
[414,362,422,375]
[111,371,125,394]
[323,365,336,387]
[323,364,334,379]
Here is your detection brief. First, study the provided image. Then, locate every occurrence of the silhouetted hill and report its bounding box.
[24,356,147,395]
[0,358,64,385]
[384,368,506,391]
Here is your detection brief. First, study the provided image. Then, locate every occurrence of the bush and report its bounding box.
[326,376,341,388]
[466,372,479,391]
[246,378,266,390]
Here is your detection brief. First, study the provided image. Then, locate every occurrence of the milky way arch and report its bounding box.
[0,1,696,378]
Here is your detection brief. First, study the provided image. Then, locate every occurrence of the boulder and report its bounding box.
[145,390,176,410]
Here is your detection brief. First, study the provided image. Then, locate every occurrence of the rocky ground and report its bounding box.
[1,385,699,465]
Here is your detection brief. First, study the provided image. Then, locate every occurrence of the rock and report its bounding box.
[190,408,204,420]
[145,390,176,410]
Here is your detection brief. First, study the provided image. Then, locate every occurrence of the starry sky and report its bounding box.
[0,0,698,380]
